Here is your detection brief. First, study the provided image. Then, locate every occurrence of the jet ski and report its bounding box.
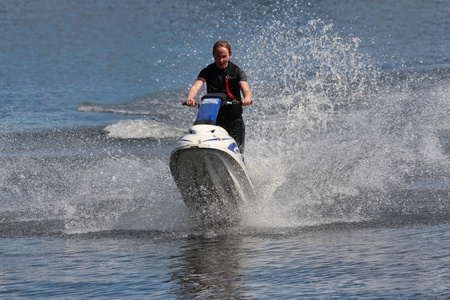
[170,93,256,224]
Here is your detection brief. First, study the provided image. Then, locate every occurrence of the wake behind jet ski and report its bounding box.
[170,93,256,224]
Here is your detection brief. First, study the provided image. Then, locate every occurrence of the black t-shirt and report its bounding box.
[198,62,247,121]
[198,62,247,98]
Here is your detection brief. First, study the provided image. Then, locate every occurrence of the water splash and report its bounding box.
[62,156,195,234]
[103,119,184,139]
[237,16,450,228]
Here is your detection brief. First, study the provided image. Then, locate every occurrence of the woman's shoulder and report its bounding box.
[198,63,215,78]
[200,63,218,74]
[205,63,218,70]
[229,61,239,67]
[229,62,247,81]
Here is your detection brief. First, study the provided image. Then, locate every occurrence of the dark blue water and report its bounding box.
[1,0,449,298]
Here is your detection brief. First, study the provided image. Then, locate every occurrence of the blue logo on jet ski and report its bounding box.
[227,143,240,154]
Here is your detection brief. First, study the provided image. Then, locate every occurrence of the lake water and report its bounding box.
[1,0,449,298]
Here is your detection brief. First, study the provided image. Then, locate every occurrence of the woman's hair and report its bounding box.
[212,40,232,55]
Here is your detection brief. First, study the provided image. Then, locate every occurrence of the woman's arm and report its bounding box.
[239,81,252,106]
[186,78,205,106]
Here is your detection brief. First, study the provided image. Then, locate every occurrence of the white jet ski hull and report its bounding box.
[170,124,256,224]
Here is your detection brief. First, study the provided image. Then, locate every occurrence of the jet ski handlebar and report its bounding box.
[182,99,252,107]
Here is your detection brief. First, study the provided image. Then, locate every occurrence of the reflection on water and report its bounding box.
[169,234,250,299]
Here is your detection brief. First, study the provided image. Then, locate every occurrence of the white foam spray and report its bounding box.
[236,17,450,229]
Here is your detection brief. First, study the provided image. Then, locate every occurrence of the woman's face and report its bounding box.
[213,46,230,69]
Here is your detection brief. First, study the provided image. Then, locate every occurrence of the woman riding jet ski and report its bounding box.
[170,40,255,224]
